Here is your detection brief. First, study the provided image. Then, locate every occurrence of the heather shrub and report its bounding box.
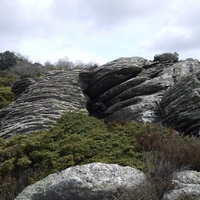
[136,125,200,199]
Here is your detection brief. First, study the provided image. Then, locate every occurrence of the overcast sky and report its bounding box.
[1,0,200,65]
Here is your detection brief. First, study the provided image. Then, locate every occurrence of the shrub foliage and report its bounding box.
[0,112,200,199]
[0,72,17,108]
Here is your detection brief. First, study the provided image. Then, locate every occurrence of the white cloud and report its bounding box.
[0,0,200,64]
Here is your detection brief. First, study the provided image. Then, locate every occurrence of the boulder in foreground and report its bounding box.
[15,163,146,200]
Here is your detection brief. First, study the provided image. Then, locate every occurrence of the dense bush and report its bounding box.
[0,112,200,199]
[0,51,17,70]
[134,126,200,199]
[0,87,15,108]
[0,72,17,108]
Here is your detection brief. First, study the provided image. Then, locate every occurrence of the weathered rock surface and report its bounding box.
[86,57,144,99]
[160,72,200,135]
[86,53,200,125]
[0,70,88,137]
[163,170,200,200]
[1,52,200,137]
[153,52,179,64]
[15,163,146,200]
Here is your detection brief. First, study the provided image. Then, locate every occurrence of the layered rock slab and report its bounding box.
[0,70,88,137]
[160,72,200,135]
[15,163,146,200]
[86,54,200,125]
[86,55,172,122]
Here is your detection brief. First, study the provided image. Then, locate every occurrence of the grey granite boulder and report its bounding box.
[15,163,146,200]
[163,170,200,200]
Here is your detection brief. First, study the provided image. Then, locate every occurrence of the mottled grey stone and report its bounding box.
[160,72,200,135]
[163,170,200,200]
[15,163,146,200]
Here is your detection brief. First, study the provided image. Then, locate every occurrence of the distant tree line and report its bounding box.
[0,50,99,79]
[0,50,99,108]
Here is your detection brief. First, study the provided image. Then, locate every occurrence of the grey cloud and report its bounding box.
[151,34,199,52]
[50,0,171,29]
[0,1,24,35]
[0,0,52,36]
[147,1,200,53]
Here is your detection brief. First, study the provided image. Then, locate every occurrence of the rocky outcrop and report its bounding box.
[14,163,146,200]
[0,70,88,138]
[160,72,200,135]
[163,170,200,200]
[1,52,200,137]
[85,53,200,125]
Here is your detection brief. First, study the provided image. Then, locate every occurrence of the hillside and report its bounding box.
[0,51,200,199]
[1,112,200,199]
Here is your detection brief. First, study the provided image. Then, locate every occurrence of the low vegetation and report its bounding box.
[0,50,200,199]
[0,72,18,109]
[0,112,200,199]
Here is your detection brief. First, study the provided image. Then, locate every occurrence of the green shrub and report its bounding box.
[0,86,15,108]
[0,112,145,199]
[0,73,17,108]
[1,112,200,200]
[136,125,200,199]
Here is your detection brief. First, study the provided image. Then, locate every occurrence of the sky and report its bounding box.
[1,0,200,65]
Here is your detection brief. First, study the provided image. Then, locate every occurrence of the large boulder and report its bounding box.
[0,69,88,138]
[163,170,200,200]
[15,163,146,200]
[160,72,200,135]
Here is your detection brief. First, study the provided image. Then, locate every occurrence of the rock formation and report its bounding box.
[14,163,146,200]
[163,170,200,200]
[1,52,200,137]
[85,53,200,127]
[160,72,200,135]
[0,70,88,138]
